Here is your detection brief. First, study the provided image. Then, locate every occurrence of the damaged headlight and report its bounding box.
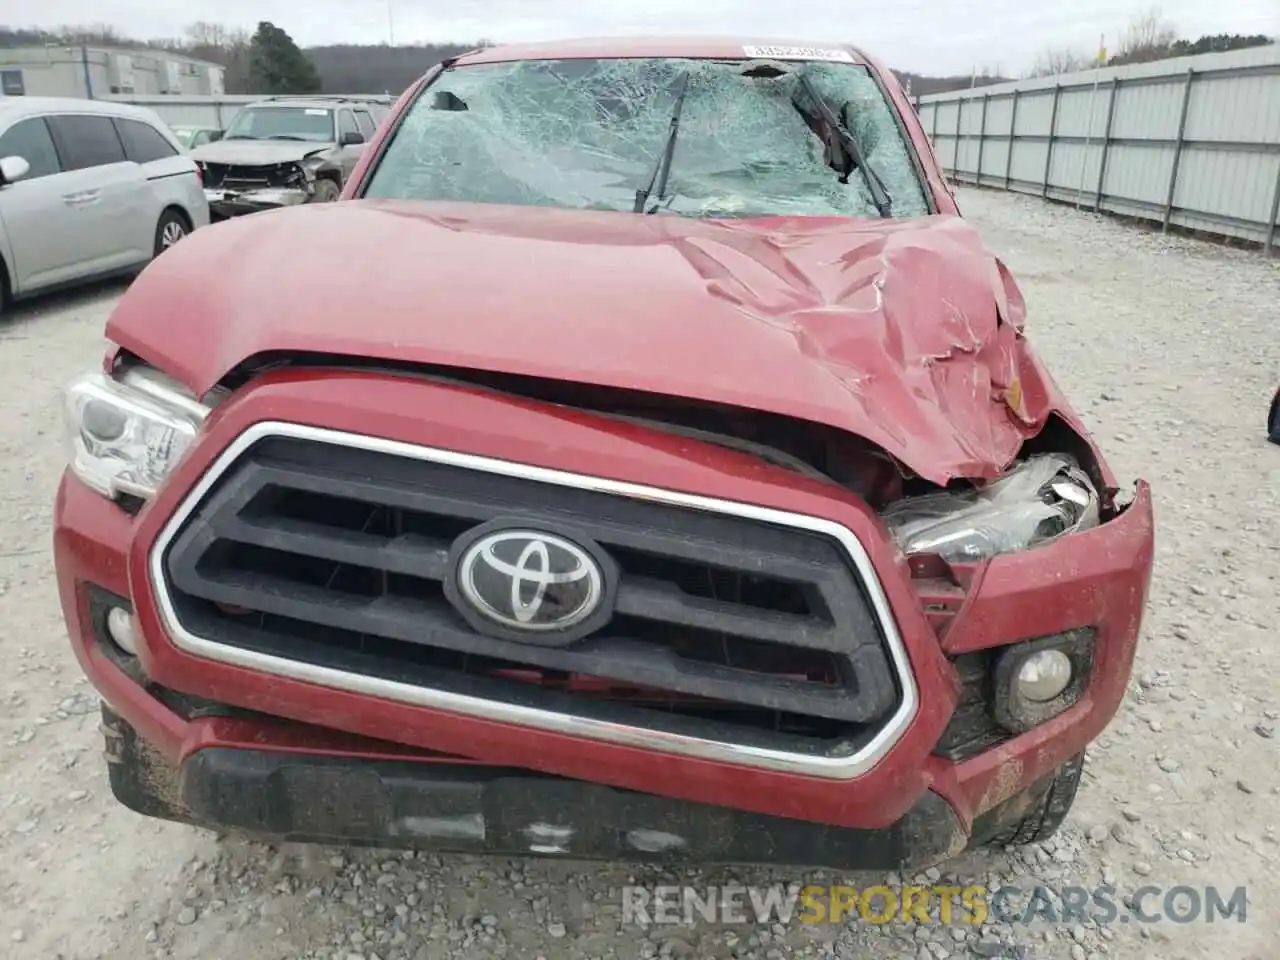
[296,154,325,181]
[64,368,223,501]
[882,453,1100,563]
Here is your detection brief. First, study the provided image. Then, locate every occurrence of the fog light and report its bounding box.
[991,629,1094,736]
[106,606,138,655]
[1014,649,1073,702]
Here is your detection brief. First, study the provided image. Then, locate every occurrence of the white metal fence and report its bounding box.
[102,94,265,130]
[104,93,391,130]
[106,51,1280,253]
[915,44,1280,252]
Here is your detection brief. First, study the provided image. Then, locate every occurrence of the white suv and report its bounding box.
[0,96,209,312]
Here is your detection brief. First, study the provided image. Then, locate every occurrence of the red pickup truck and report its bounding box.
[54,37,1154,871]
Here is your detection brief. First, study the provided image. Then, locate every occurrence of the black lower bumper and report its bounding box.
[103,706,980,871]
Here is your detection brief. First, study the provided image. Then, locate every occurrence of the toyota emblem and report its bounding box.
[447,525,614,643]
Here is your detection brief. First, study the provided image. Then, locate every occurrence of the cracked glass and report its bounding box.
[363,57,931,220]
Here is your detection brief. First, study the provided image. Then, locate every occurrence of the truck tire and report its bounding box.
[311,178,341,202]
[984,753,1085,848]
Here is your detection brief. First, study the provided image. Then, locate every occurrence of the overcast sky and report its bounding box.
[13,0,1280,75]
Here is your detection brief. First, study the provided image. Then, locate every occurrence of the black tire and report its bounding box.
[1268,387,1280,445]
[153,208,190,256]
[985,753,1085,848]
[310,178,341,202]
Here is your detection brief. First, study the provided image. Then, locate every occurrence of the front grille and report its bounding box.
[200,161,303,191]
[160,433,903,758]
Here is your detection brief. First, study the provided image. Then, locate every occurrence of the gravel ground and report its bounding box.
[0,187,1277,960]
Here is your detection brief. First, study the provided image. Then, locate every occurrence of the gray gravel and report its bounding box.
[0,187,1277,960]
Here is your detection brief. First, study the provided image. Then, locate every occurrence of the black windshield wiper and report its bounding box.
[634,70,691,214]
[267,135,308,141]
[797,73,892,218]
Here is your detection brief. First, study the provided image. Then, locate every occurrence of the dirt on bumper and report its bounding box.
[98,703,987,871]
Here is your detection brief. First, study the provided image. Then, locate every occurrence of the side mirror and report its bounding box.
[339,131,365,147]
[208,129,224,142]
[0,155,30,186]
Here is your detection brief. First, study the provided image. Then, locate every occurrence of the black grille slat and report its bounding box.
[613,576,838,648]
[218,513,453,582]
[169,557,886,723]
[175,604,867,754]
[221,460,848,587]
[201,162,301,191]
[162,435,902,748]
[205,508,845,650]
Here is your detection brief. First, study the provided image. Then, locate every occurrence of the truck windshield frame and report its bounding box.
[360,56,934,221]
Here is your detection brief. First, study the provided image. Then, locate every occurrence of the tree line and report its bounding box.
[1028,8,1272,79]
[0,21,483,95]
[1,14,1273,97]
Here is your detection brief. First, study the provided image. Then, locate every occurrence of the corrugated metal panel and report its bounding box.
[1015,90,1057,135]
[102,94,264,129]
[919,44,1280,250]
[102,93,387,130]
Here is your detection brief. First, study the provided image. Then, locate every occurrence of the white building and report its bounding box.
[0,45,225,99]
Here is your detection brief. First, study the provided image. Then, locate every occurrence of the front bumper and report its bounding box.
[101,703,1064,869]
[55,368,1155,846]
[204,186,309,218]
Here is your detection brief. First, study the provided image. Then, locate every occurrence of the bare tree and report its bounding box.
[1116,7,1179,63]
[185,22,232,48]
[54,23,124,46]
[1028,47,1091,78]
[182,21,253,93]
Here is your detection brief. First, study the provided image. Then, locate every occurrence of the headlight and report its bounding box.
[297,155,325,180]
[64,367,220,500]
[882,453,1099,563]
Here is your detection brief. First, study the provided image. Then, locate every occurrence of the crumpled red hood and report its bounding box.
[107,199,1071,486]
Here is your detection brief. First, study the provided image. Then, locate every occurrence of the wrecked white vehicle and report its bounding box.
[191,95,391,219]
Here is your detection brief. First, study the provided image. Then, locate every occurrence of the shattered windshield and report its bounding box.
[363,57,931,220]
[223,106,335,142]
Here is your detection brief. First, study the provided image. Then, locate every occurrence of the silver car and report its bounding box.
[0,97,209,313]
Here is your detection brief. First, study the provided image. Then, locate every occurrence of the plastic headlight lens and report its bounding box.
[297,155,324,180]
[1014,649,1074,702]
[991,630,1093,734]
[882,453,1100,563]
[65,368,214,500]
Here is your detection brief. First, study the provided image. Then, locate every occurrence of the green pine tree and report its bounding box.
[247,21,322,94]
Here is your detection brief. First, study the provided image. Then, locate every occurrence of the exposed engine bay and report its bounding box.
[210,355,1113,564]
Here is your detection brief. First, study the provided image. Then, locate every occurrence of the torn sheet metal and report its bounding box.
[108,58,1072,487]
